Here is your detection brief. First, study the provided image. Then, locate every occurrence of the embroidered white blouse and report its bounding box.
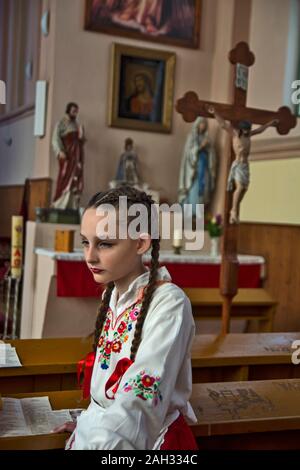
[66,266,196,450]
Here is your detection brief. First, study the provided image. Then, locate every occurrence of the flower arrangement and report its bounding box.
[205,214,223,238]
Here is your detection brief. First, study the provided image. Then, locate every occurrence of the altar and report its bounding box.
[49,249,264,297]
[20,221,266,339]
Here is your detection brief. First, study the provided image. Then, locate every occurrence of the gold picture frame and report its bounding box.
[108,43,176,133]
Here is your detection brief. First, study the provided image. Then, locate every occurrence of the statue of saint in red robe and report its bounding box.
[51,102,85,210]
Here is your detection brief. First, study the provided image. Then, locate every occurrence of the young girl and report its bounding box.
[54,185,198,450]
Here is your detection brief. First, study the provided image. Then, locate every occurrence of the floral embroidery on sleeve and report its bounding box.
[123,370,162,406]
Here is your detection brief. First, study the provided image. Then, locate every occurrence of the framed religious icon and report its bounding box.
[108,43,176,133]
[85,0,201,49]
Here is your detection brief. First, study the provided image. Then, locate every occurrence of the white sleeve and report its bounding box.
[82,287,194,450]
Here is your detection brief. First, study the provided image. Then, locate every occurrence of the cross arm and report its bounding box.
[250,119,279,136]
[176,92,297,135]
[207,105,233,134]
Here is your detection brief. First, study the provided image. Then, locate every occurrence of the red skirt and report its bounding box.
[160,414,198,450]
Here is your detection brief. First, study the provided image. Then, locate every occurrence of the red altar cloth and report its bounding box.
[57,260,261,297]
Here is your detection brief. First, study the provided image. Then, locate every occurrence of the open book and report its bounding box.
[0,396,83,437]
[0,343,22,368]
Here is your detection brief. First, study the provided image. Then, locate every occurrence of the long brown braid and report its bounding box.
[85,186,160,360]
[129,237,160,361]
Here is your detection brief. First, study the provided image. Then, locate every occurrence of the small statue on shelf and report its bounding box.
[111,138,141,188]
[109,138,160,203]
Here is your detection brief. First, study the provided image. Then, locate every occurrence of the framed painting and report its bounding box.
[85,0,201,49]
[108,43,176,133]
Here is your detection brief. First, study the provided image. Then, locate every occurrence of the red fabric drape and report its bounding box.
[57,260,103,297]
[57,260,261,297]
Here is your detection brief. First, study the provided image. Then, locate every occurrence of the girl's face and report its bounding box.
[80,207,150,285]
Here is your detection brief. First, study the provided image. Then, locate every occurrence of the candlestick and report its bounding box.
[3,276,12,339]
[172,245,182,255]
[173,229,183,248]
[173,228,183,255]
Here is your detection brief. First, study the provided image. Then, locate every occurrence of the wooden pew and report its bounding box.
[190,378,300,450]
[191,332,300,383]
[0,390,89,450]
[184,288,277,332]
[2,333,299,393]
[2,379,300,450]
[0,179,51,237]
[0,337,92,393]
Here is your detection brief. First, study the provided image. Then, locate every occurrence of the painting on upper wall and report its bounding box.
[108,43,176,133]
[84,0,201,49]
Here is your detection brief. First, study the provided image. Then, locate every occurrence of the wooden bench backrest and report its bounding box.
[183,288,277,306]
[191,332,299,366]
[191,378,300,436]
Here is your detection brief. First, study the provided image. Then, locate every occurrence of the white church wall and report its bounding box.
[0,113,35,186]
[241,158,300,225]
[241,0,300,225]
[33,0,218,206]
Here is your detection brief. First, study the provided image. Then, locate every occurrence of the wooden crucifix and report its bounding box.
[176,42,297,334]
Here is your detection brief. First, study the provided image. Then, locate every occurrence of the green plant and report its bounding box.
[206,214,223,238]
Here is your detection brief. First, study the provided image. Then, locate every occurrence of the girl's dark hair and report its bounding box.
[86,186,160,362]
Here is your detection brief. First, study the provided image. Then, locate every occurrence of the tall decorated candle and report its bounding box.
[11,216,23,278]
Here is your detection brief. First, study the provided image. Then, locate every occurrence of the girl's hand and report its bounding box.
[52,421,76,434]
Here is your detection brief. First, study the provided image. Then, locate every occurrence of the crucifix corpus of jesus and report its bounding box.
[176,41,296,333]
[207,105,278,224]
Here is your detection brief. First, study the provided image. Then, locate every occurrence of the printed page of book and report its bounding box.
[21,397,71,435]
[47,410,73,431]
[0,344,22,368]
[0,398,30,437]
[0,397,72,437]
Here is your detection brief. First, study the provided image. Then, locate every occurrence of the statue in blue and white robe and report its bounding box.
[178,117,217,215]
